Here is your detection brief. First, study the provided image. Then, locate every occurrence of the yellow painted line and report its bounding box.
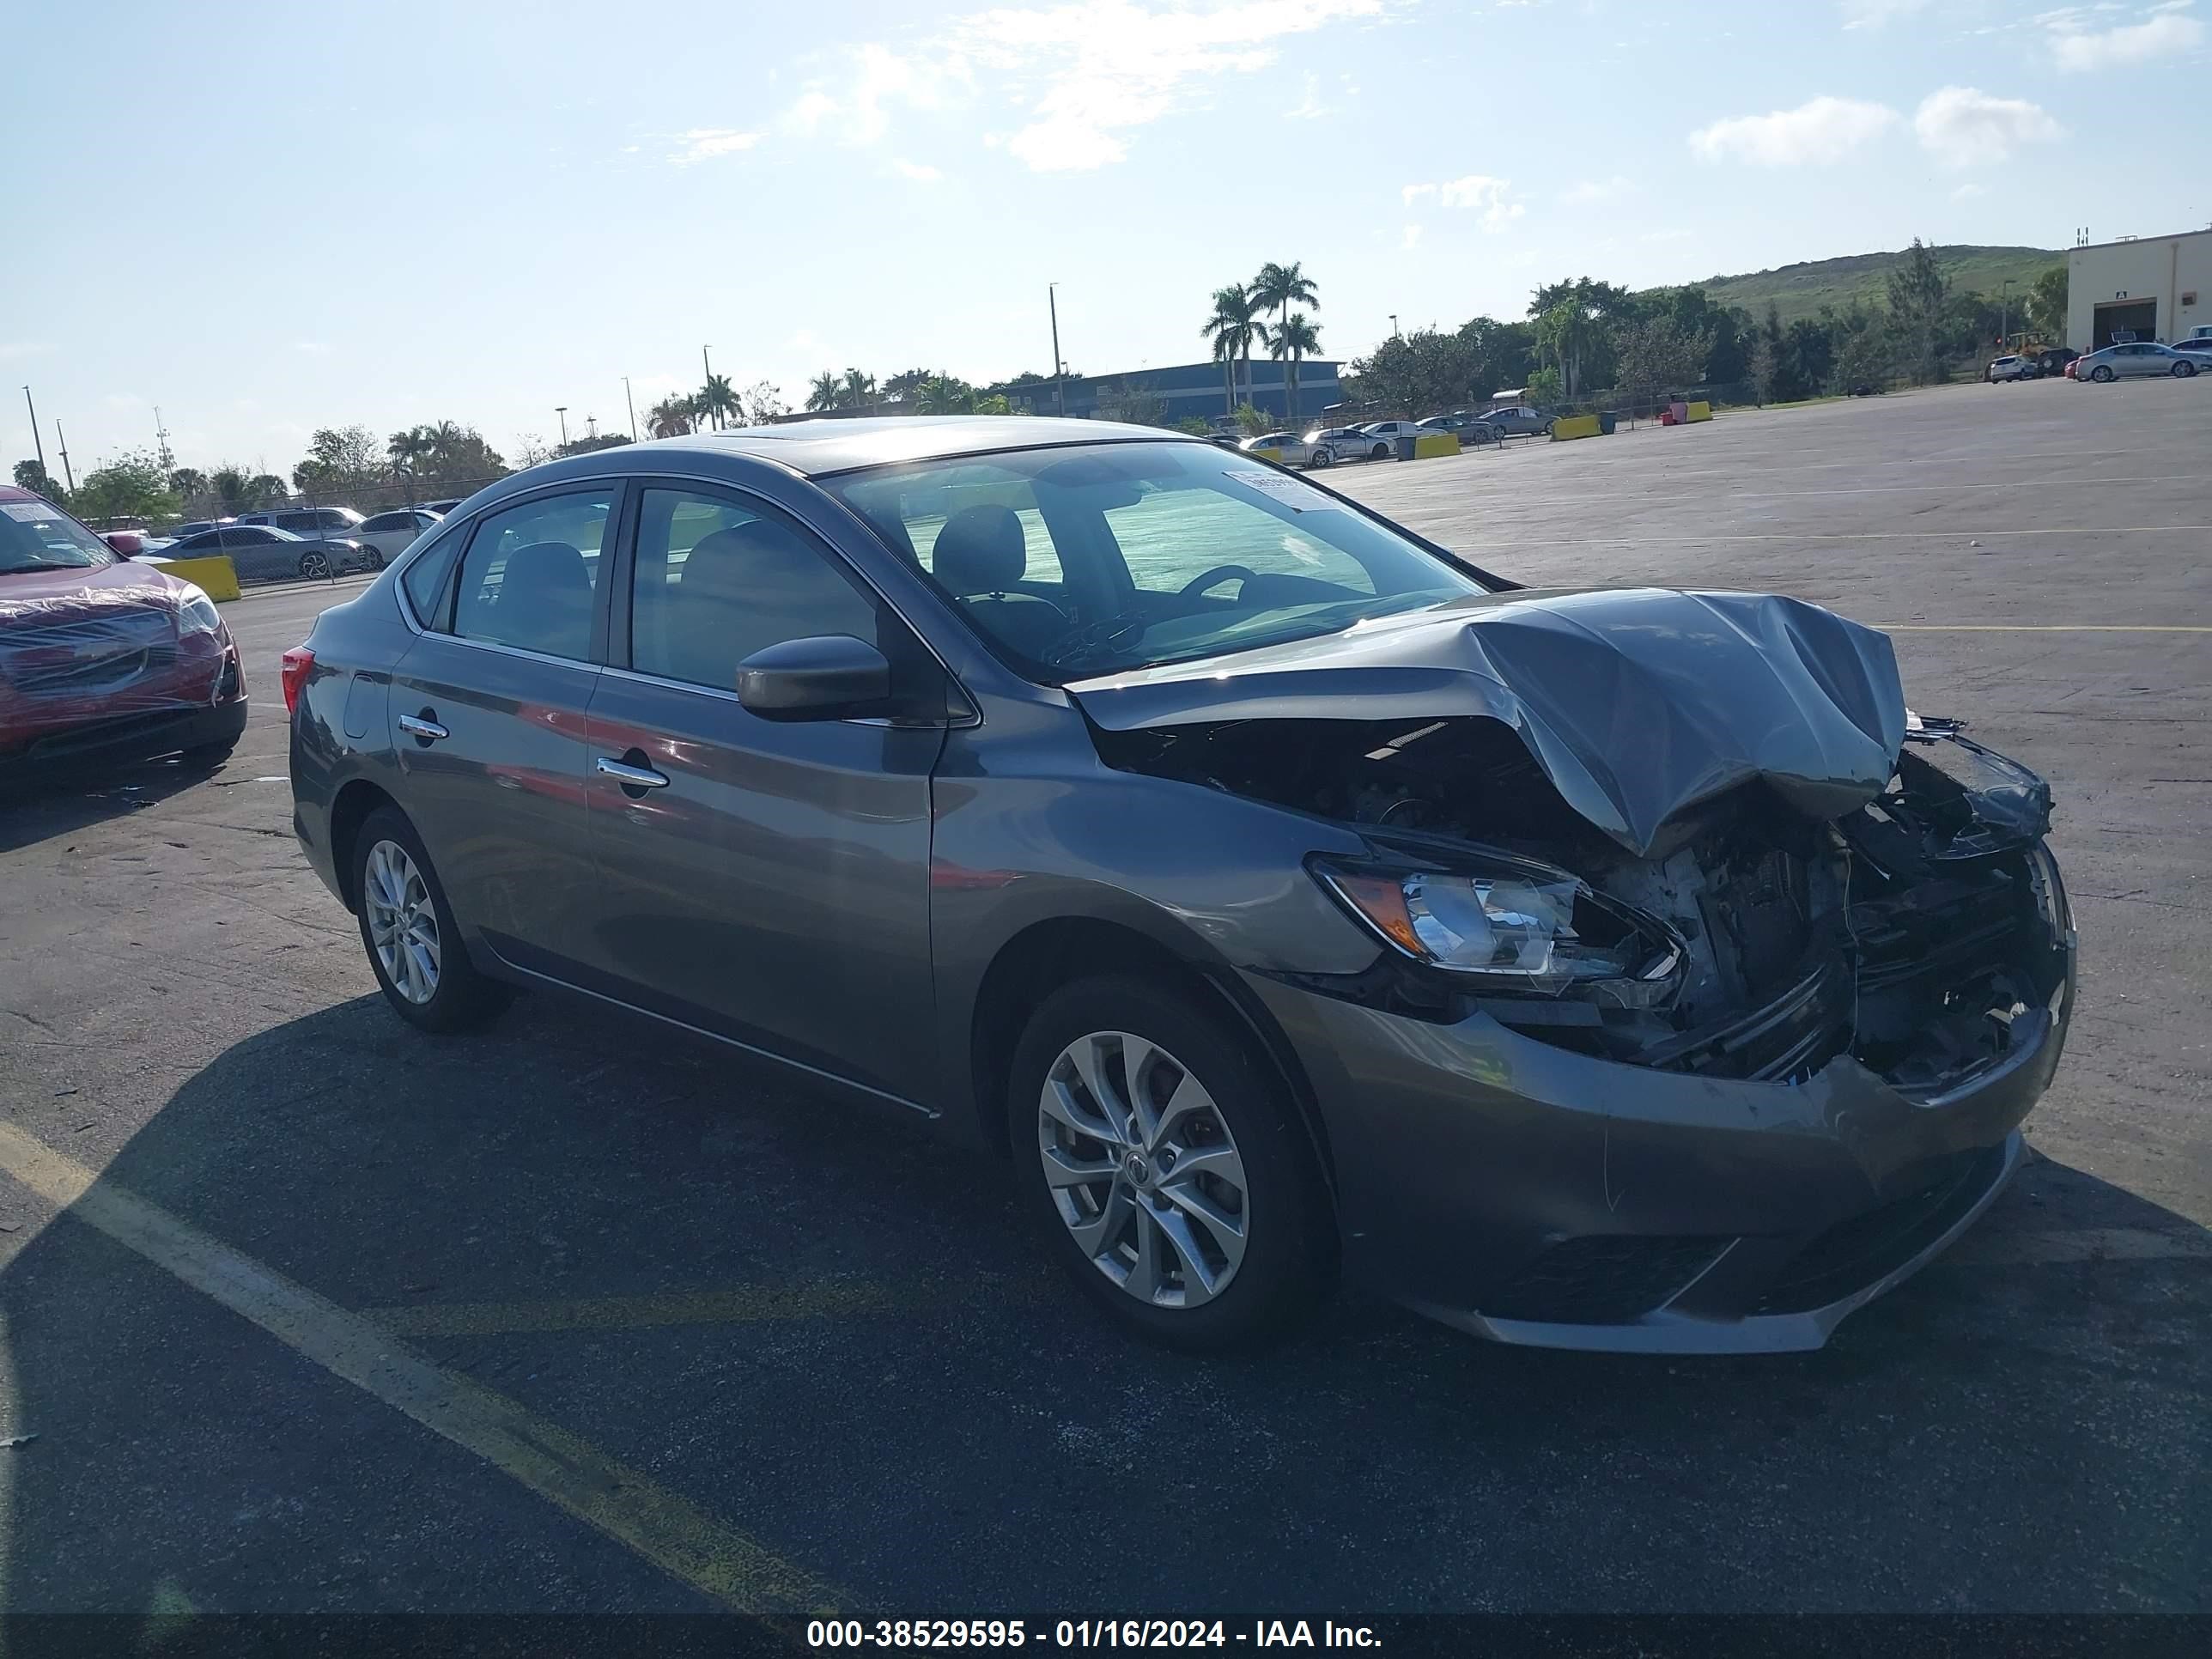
[368,1274,1047,1338]
[0,1121,852,1622]
[1875,624,2212,633]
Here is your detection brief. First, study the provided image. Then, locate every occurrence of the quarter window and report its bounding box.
[450,489,612,661]
[629,488,878,691]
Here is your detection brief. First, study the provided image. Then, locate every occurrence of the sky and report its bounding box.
[7,0,2209,478]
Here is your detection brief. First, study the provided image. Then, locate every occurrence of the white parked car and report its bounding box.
[1241,432,1322,467]
[1300,427,1380,466]
[2074,341,2200,381]
[1985,356,2040,382]
[1356,421,1425,458]
[351,507,443,560]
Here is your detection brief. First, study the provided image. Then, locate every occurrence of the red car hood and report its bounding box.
[0,559,190,623]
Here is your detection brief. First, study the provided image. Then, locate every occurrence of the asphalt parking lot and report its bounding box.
[1,380,2206,1625]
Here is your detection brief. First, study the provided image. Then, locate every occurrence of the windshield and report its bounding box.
[0,497,118,574]
[824,441,1493,684]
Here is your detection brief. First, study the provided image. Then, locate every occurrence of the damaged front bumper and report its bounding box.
[1251,728,2077,1354]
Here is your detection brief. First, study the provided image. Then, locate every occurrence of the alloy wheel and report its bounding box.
[1038,1030,1250,1309]
[301,551,331,578]
[364,839,441,1005]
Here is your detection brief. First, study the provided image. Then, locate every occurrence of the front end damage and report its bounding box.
[1082,600,2075,1350]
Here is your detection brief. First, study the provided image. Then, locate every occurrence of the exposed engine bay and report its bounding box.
[1093,712,2072,1097]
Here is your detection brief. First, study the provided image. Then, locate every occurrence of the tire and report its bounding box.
[2090,365,2114,383]
[1308,447,1333,468]
[1011,974,1332,1352]
[366,548,387,568]
[1369,444,1389,460]
[353,805,511,1033]
[2175,362,2197,378]
[299,550,332,579]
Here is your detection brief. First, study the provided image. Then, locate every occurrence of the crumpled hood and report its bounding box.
[0,558,187,624]
[1068,587,1908,859]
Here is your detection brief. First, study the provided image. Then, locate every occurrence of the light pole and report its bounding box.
[55,422,75,495]
[555,406,569,448]
[1048,283,1066,416]
[1389,313,1401,337]
[701,345,714,428]
[22,386,47,483]
[2000,278,2014,350]
[623,376,638,441]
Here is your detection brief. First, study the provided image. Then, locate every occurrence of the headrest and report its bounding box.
[931,504,1027,596]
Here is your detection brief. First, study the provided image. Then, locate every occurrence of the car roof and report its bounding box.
[609,416,1182,479]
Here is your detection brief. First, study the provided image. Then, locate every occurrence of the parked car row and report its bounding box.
[1237,404,1559,470]
[2069,340,2203,381]
[105,507,445,584]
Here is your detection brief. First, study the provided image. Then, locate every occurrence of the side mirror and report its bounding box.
[734,635,890,720]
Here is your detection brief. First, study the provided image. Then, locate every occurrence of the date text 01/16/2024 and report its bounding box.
[806,1620,1383,1649]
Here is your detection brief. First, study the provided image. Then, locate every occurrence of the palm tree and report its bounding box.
[1201,283,1260,414]
[647,397,695,438]
[915,374,977,415]
[697,374,740,430]
[841,368,877,410]
[1535,301,1599,399]
[386,427,432,478]
[1251,261,1319,352]
[425,420,469,474]
[1269,313,1322,420]
[806,371,842,413]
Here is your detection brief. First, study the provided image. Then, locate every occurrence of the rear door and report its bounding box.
[386,483,621,976]
[578,479,943,1100]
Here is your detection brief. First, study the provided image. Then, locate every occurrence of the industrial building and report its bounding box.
[1006,358,1344,425]
[2067,228,2211,350]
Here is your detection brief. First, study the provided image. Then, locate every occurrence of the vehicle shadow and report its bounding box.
[3,989,2207,1613]
[0,756,235,856]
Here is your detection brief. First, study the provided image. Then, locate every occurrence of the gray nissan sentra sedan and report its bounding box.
[287,418,2075,1354]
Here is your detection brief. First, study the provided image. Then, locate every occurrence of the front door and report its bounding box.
[388,483,620,975]
[579,482,941,1103]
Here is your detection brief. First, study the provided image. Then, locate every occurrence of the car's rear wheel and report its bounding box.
[1012,975,1331,1351]
[366,548,387,568]
[2174,361,2197,378]
[1369,443,1389,459]
[299,550,332,579]
[2091,364,2115,382]
[354,805,509,1033]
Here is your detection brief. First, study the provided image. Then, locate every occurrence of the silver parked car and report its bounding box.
[238,504,373,554]
[1984,356,2040,383]
[1480,404,1556,439]
[162,523,375,581]
[287,418,2074,1355]
[2075,341,2200,381]
[352,508,444,561]
[1301,427,1377,465]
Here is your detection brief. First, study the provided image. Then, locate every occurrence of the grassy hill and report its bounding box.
[1662,245,2063,325]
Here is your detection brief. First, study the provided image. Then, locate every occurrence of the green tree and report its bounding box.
[208,466,283,515]
[647,396,695,437]
[1250,260,1320,356]
[740,380,787,422]
[1233,402,1270,435]
[806,371,842,413]
[1614,318,1706,404]
[166,466,206,501]
[1534,300,1600,399]
[840,368,877,410]
[915,374,979,414]
[1345,328,1485,416]
[697,374,740,429]
[13,459,63,501]
[1526,366,1563,404]
[2025,265,2067,343]
[1830,305,1896,392]
[883,368,935,402]
[1751,305,1785,404]
[1268,312,1322,419]
[1201,283,1261,412]
[1886,237,1951,385]
[68,451,178,523]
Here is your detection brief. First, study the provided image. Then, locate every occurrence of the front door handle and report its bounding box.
[596,755,670,791]
[398,713,448,742]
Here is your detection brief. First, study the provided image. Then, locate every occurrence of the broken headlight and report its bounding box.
[1310,853,1683,998]
[175,586,222,637]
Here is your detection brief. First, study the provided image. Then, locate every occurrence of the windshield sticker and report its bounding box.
[2,501,60,522]
[1224,470,1330,511]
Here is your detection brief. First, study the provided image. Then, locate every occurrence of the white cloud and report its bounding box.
[789,0,1384,172]
[669,127,762,165]
[1687,95,1899,166]
[1402,174,1522,229]
[1562,174,1631,204]
[890,157,944,182]
[1286,71,1329,118]
[1839,0,1929,27]
[1952,181,1987,200]
[1912,86,2062,167]
[2049,7,2205,70]
[1401,223,1423,250]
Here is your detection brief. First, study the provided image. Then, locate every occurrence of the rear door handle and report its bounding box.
[596,756,669,790]
[398,713,448,741]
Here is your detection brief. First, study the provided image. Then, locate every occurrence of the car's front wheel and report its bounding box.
[2174,361,2197,378]
[1012,975,1331,1351]
[354,806,510,1033]
[299,550,332,579]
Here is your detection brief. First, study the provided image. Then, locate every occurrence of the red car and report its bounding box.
[1,485,248,773]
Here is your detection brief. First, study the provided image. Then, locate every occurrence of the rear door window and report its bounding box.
[449,489,613,661]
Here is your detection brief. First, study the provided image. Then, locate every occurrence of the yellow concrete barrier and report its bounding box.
[156,555,241,601]
[1551,414,1602,441]
[1411,433,1460,459]
[1686,400,1713,422]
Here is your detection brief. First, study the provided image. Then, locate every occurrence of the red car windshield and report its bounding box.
[0,497,118,574]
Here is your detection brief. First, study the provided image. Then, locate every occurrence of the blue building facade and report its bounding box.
[1005,359,1344,426]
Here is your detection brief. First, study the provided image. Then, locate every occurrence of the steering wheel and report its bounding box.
[1177,563,1258,600]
